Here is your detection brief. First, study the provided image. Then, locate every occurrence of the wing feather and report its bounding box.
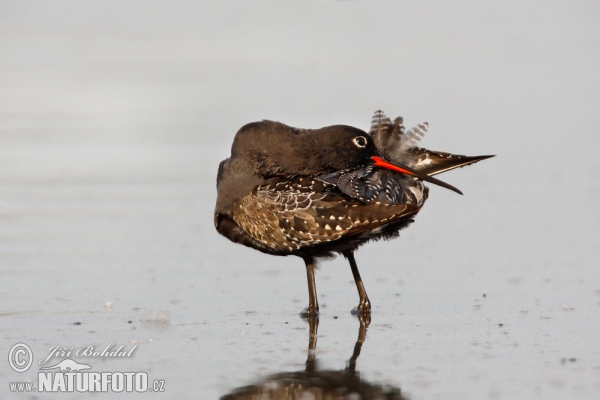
[368,110,493,176]
[232,179,420,253]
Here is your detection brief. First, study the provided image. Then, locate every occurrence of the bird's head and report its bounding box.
[229,121,381,176]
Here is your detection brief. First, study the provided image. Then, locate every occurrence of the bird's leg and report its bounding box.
[344,251,371,314]
[300,255,319,317]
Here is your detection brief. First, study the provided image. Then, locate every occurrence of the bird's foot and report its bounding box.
[299,306,319,319]
[350,307,371,316]
[352,311,371,327]
[350,297,371,316]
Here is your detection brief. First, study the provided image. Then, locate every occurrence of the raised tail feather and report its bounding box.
[368,110,494,176]
[368,110,393,152]
[369,110,408,158]
[398,122,427,151]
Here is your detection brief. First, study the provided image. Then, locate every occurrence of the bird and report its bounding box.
[214,110,493,316]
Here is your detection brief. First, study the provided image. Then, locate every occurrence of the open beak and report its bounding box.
[371,156,463,195]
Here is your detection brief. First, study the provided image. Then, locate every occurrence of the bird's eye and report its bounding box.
[352,136,368,148]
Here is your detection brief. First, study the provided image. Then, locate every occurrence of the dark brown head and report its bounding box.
[228,120,381,178]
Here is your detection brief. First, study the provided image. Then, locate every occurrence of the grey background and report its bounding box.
[1,1,598,399]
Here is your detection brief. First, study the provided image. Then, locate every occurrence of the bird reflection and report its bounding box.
[221,315,408,400]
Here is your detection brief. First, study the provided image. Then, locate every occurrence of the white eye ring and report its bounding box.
[352,136,368,148]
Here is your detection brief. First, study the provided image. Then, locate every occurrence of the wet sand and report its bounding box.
[1,2,599,399]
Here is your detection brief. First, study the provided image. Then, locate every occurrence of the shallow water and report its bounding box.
[1,1,599,399]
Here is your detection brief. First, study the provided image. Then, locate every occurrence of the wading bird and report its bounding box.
[215,110,492,315]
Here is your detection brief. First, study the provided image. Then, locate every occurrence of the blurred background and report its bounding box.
[1,1,598,399]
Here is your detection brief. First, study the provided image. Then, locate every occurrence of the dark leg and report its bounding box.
[300,255,319,317]
[343,251,371,314]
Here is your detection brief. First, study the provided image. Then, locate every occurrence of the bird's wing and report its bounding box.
[316,166,423,204]
[344,201,420,237]
[398,149,495,176]
[232,178,419,253]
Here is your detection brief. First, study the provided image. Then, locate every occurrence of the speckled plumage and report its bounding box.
[232,176,419,254]
[215,110,493,314]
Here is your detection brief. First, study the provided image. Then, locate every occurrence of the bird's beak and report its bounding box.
[371,156,463,195]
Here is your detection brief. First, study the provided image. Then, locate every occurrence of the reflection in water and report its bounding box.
[221,315,408,400]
